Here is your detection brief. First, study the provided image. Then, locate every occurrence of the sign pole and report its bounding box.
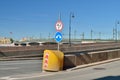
[58,42,60,51]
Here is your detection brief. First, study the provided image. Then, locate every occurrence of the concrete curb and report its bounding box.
[0,57,43,61]
[67,58,120,71]
[0,54,43,61]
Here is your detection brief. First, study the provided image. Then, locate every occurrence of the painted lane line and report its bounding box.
[0,67,19,70]
[0,76,17,80]
[0,73,56,80]
[0,61,42,66]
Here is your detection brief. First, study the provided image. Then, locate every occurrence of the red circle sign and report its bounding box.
[55,20,63,31]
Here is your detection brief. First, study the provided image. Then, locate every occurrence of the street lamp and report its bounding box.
[69,12,75,46]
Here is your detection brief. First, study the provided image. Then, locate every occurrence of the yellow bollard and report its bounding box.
[42,50,64,71]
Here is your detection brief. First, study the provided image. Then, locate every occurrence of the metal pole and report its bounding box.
[58,42,60,51]
[69,13,71,47]
[69,12,74,47]
[59,12,61,20]
[115,22,117,42]
[115,21,120,42]
[91,29,93,40]
[113,28,115,40]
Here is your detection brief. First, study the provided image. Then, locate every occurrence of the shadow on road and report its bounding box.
[94,76,120,80]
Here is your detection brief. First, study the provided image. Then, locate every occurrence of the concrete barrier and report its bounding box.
[0,50,42,57]
[64,49,120,69]
[64,55,76,69]
[0,45,56,57]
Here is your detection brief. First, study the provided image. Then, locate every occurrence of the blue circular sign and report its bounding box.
[55,32,62,42]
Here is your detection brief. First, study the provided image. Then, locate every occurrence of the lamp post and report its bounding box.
[69,12,74,46]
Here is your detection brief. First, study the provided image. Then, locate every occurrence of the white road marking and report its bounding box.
[15,73,56,80]
[0,67,19,70]
[0,72,56,80]
[0,61,42,66]
[0,76,17,80]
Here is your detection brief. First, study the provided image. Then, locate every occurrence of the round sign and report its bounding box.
[55,20,63,31]
[55,32,62,42]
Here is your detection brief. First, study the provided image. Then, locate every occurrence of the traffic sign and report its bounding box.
[55,32,62,42]
[55,20,63,31]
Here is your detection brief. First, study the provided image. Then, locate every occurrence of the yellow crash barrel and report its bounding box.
[42,50,64,71]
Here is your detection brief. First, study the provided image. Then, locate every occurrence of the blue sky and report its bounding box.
[0,0,120,40]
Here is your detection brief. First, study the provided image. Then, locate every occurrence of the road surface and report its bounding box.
[0,60,42,80]
[0,60,120,80]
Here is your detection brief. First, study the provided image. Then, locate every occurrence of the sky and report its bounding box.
[0,0,120,40]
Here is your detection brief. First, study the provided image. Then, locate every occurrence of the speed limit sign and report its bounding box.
[55,20,63,31]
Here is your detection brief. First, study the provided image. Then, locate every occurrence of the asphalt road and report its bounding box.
[39,60,120,80]
[0,60,120,80]
[0,60,42,80]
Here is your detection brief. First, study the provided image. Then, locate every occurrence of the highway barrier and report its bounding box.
[42,50,64,71]
[64,49,120,69]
